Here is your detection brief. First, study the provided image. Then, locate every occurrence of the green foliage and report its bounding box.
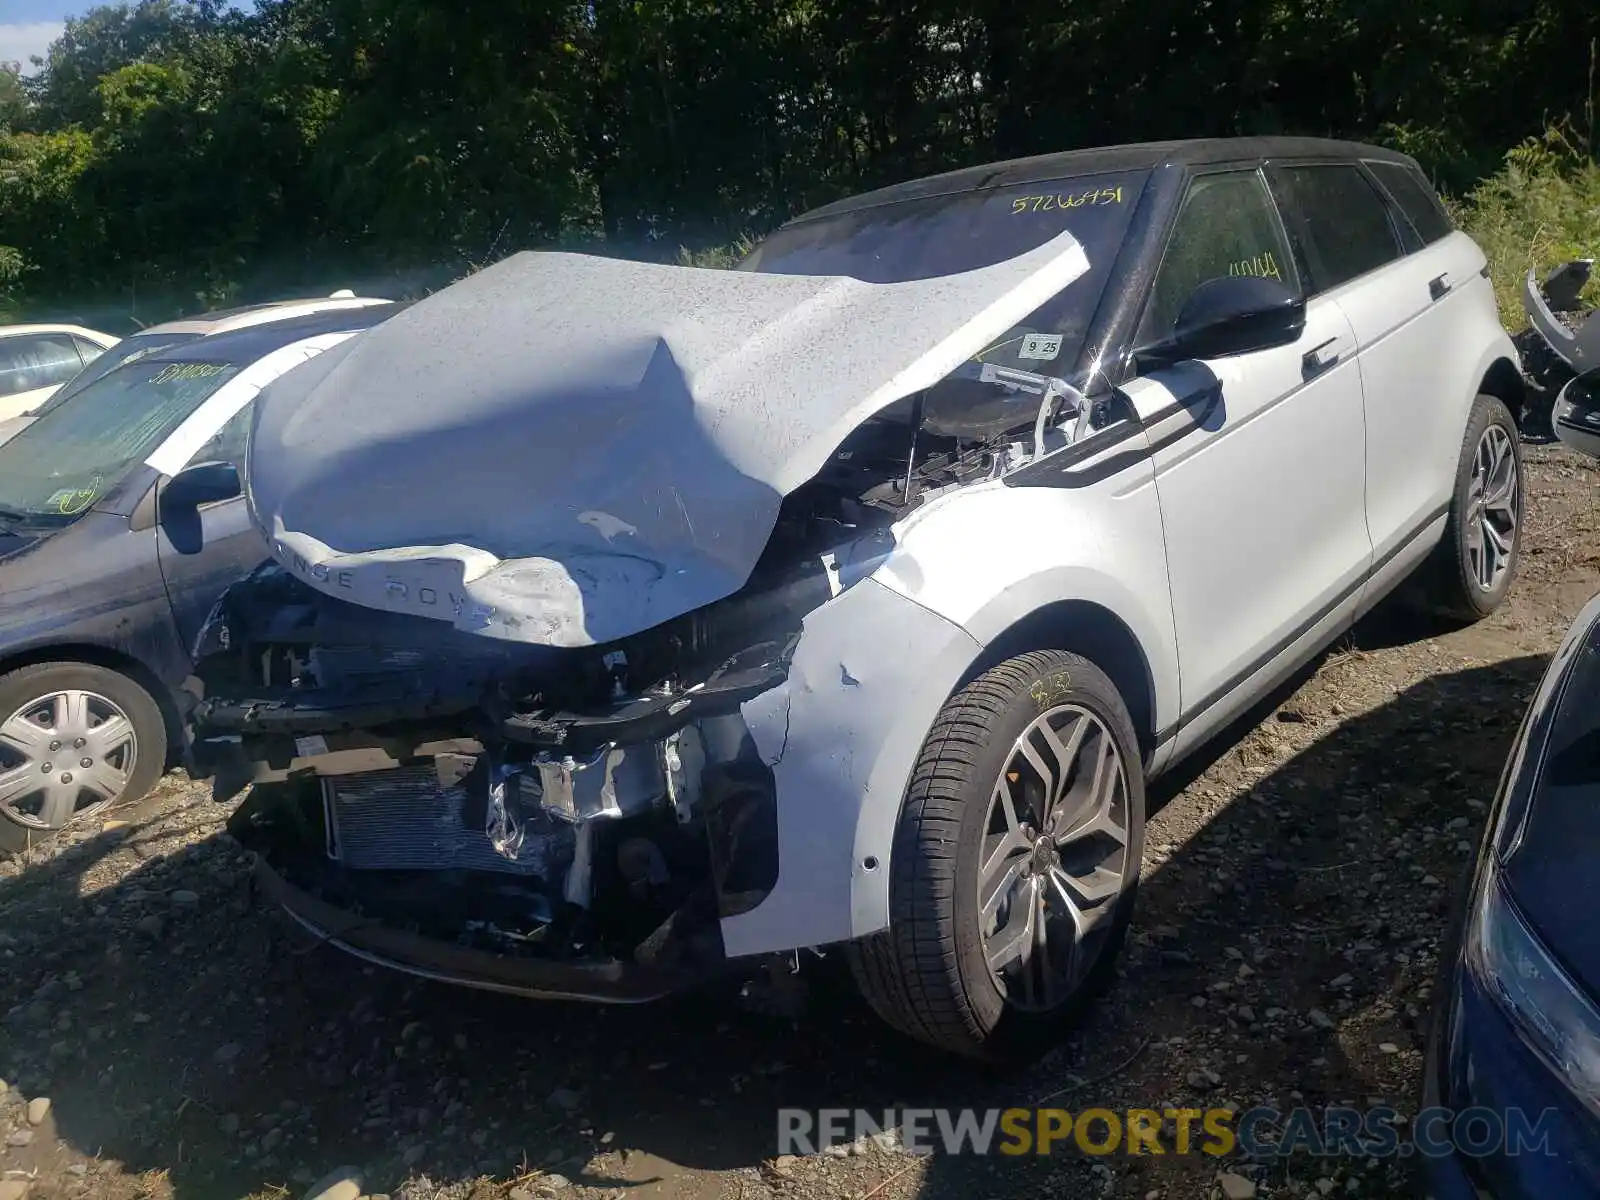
[0,243,26,322]
[676,236,756,270]
[0,0,1597,323]
[0,68,25,131]
[1455,124,1600,327]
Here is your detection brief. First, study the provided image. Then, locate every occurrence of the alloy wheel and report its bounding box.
[1465,424,1519,593]
[0,689,139,830]
[977,703,1131,1012]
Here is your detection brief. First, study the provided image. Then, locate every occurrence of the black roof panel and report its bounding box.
[791,137,1418,225]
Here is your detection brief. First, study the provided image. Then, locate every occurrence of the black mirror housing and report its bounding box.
[163,460,241,513]
[1145,275,1307,367]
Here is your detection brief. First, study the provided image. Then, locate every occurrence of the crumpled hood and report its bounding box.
[246,234,1089,646]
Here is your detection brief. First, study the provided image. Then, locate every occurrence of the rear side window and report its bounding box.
[1138,170,1296,345]
[1367,161,1454,245]
[0,334,85,399]
[1269,164,1404,294]
[72,336,108,364]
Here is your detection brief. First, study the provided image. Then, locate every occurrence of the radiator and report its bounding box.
[322,764,571,876]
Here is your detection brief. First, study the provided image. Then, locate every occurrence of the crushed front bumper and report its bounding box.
[252,851,717,1003]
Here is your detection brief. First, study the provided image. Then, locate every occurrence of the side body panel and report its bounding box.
[1149,295,1372,747]
[0,513,191,688]
[1342,231,1494,568]
[728,435,1176,954]
[157,492,272,655]
[1353,327,1519,620]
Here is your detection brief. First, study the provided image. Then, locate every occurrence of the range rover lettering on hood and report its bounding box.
[245,234,1090,646]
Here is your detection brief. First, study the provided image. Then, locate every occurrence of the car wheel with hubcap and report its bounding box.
[0,662,167,855]
[1426,394,1524,621]
[849,648,1146,1062]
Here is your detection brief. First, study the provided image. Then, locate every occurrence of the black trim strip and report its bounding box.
[1001,415,1146,487]
[1003,376,1223,490]
[1156,499,1451,746]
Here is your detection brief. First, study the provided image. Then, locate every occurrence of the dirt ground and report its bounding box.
[1,438,1596,1200]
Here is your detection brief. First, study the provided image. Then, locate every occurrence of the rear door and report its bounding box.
[1267,160,1481,595]
[1135,166,1373,754]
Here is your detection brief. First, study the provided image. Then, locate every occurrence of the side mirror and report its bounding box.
[1143,275,1306,367]
[163,461,241,513]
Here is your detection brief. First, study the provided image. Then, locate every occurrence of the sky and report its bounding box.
[0,0,68,74]
[0,0,243,75]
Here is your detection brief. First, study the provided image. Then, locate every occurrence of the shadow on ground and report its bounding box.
[0,605,1549,1200]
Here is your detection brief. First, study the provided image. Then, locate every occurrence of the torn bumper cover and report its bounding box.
[193,236,1095,998]
[1521,260,1600,457]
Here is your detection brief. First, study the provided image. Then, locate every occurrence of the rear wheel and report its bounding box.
[0,662,167,855]
[848,649,1145,1062]
[1424,394,1523,621]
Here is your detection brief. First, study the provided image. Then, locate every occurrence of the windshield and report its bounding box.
[742,169,1149,437]
[0,357,240,531]
[39,331,203,412]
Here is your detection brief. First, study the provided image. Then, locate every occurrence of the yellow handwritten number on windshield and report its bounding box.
[1010,186,1124,215]
[151,362,227,385]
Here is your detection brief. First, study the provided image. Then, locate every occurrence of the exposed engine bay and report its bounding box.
[1520,258,1600,457]
[191,351,1129,998]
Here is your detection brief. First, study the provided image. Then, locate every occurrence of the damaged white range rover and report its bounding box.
[186,138,1525,1061]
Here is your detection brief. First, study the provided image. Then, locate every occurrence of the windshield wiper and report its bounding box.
[0,505,43,534]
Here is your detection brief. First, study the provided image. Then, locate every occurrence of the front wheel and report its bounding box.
[0,662,168,856]
[848,649,1146,1062]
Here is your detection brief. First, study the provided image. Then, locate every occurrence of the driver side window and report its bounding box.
[187,405,252,480]
[1137,170,1297,347]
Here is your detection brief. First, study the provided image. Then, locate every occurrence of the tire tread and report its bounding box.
[849,650,1134,1059]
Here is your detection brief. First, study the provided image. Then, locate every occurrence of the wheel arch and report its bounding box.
[956,598,1159,763]
[0,641,182,767]
[1478,354,1527,424]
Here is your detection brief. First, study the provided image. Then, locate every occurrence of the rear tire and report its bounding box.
[0,662,167,856]
[1424,394,1523,622]
[848,649,1145,1062]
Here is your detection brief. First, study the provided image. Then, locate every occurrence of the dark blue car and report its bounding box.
[0,303,397,854]
[1425,587,1600,1196]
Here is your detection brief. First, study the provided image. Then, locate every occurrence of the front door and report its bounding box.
[154,405,271,654]
[1133,167,1373,753]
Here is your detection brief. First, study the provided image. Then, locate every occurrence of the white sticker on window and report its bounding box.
[1019,333,1063,361]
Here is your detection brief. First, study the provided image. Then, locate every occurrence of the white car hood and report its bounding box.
[246,234,1090,646]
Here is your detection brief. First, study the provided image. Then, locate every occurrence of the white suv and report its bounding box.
[188,138,1523,1062]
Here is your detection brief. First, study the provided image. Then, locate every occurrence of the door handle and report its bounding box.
[1429,272,1453,301]
[1302,335,1349,377]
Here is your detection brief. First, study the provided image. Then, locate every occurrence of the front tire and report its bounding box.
[848,649,1146,1062]
[1425,394,1524,621]
[0,662,167,856]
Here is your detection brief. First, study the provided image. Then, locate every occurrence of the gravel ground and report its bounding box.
[2,439,1597,1200]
